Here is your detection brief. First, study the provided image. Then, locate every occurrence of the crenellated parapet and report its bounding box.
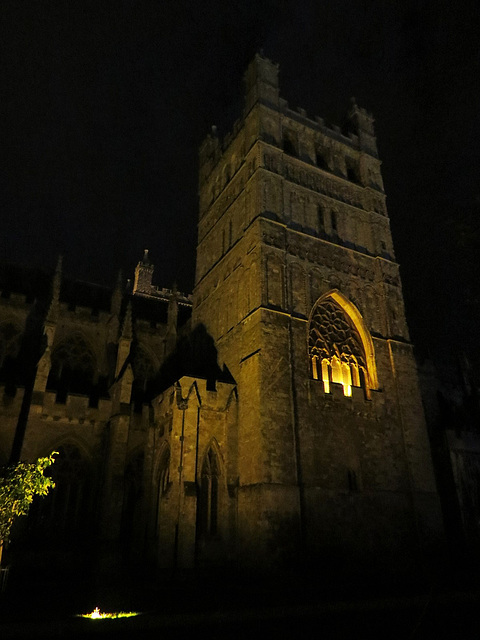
[196,53,390,300]
[199,53,383,213]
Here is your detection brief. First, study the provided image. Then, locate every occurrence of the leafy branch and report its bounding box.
[0,453,57,550]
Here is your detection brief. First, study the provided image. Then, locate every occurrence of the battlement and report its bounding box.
[132,285,192,306]
[131,249,192,305]
[57,301,111,323]
[200,53,379,186]
[32,390,112,422]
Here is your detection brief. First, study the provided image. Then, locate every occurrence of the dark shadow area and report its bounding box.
[2,560,480,639]
[150,323,235,398]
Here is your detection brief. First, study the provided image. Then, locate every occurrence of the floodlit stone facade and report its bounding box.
[0,54,444,580]
[192,54,442,574]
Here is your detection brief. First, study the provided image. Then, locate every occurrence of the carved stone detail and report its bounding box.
[309,299,367,371]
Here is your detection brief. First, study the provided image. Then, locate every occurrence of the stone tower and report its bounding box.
[193,54,442,574]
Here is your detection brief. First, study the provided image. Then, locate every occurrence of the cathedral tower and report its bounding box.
[193,54,442,573]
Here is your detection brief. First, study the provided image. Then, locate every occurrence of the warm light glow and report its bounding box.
[321,359,330,393]
[342,362,352,396]
[331,356,342,385]
[308,290,379,397]
[79,607,139,620]
[351,363,360,387]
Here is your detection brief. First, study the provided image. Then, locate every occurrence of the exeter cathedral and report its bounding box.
[1,54,472,584]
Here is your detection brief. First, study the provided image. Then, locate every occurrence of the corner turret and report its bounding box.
[133,250,154,295]
[243,52,280,114]
[346,97,378,156]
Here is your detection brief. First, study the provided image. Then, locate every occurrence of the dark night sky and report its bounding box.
[1,0,479,367]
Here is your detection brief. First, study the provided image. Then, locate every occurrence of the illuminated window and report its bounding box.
[321,359,330,394]
[308,295,374,398]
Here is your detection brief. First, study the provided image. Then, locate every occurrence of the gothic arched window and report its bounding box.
[48,334,96,402]
[198,446,220,538]
[309,294,375,398]
[34,445,92,537]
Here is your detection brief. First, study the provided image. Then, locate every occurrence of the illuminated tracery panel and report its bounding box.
[308,294,375,398]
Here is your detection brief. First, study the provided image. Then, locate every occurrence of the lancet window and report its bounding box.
[309,296,372,398]
[155,447,171,533]
[198,446,220,538]
[157,448,170,498]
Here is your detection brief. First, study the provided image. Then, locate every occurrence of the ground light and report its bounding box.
[79,607,140,619]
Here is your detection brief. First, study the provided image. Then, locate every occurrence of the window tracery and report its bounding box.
[48,334,96,401]
[309,296,371,397]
